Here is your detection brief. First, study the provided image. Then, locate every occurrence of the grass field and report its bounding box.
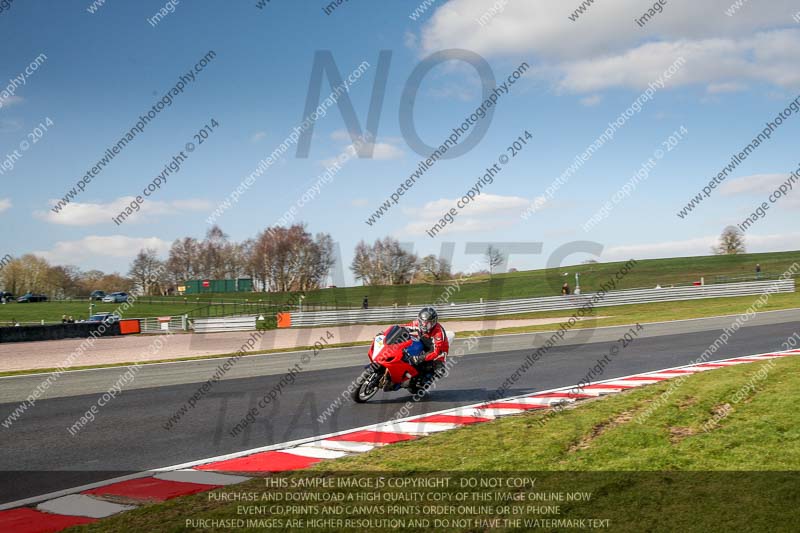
[1,251,798,324]
[0,301,203,326]
[80,354,800,532]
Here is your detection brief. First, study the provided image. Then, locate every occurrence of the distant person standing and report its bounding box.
[755,263,762,279]
[561,282,571,296]
[362,296,369,309]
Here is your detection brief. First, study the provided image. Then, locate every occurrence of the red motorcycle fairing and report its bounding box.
[371,335,419,386]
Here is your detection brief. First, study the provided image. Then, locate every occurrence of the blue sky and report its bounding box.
[1,0,799,282]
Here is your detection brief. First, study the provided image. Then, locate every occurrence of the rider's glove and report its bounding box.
[409,353,426,366]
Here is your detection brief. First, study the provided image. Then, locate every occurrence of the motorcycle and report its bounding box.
[351,324,454,403]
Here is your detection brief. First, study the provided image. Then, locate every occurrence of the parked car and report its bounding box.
[102,292,129,303]
[90,290,106,301]
[17,293,48,303]
[87,312,120,324]
[0,291,13,303]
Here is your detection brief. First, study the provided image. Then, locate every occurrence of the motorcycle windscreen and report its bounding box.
[384,325,412,345]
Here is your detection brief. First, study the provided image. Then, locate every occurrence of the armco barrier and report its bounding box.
[0,322,121,343]
[138,315,187,333]
[287,279,796,327]
[192,315,257,333]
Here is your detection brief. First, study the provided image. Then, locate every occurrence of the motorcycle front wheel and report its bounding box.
[352,366,382,403]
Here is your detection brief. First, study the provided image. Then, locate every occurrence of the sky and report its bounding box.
[1,0,799,284]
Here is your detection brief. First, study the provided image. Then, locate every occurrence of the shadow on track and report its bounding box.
[361,387,533,405]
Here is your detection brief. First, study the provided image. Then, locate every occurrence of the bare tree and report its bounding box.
[418,254,452,282]
[350,238,418,285]
[199,226,230,279]
[249,225,334,292]
[485,245,504,277]
[128,249,167,295]
[304,233,336,290]
[166,237,201,284]
[47,265,84,298]
[712,226,746,255]
[351,241,374,286]
[0,254,53,295]
[95,272,131,293]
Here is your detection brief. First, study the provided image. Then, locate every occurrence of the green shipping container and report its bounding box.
[182,278,253,294]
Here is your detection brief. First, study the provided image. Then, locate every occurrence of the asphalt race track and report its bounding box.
[1,310,798,505]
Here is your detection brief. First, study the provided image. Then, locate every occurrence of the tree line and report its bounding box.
[127,225,338,295]
[0,224,501,298]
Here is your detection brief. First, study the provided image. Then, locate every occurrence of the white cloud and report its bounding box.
[721,173,788,195]
[0,198,11,213]
[371,142,405,160]
[602,232,800,262]
[0,119,22,132]
[34,236,171,266]
[580,94,603,107]
[603,236,718,261]
[330,129,354,142]
[404,31,418,49]
[720,173,800,209]
[250,131,267,143]
[401,193,529,235]
[417,1,800,93]
[0,95,23,109]
[553,31,800,93]
[745,232,800,251]
[351,198,369,207]
[428,84,479,102]
[406,193,529,216]
[526,195,551,213]
[706,82,747,94]
[420,0,799,59]
[322,139,404,166]
[170,198,214,211]
[36,197,213,226]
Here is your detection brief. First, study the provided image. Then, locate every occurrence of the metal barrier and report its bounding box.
[287,279,796,327]
[139,315,187,333]
[192,315,257,333]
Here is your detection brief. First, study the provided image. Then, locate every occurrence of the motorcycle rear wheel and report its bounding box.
[352,367,381,403]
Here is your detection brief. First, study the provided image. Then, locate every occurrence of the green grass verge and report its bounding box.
[76,355,800,532]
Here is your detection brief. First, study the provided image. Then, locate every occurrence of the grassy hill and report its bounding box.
[183,250,800,308]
